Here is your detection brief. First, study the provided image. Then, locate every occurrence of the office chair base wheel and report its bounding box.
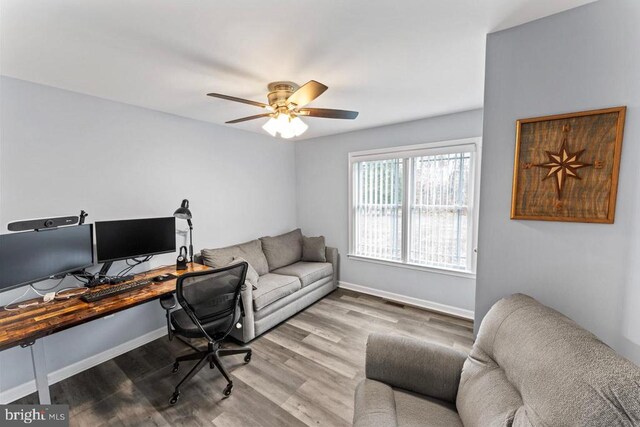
[172,362,179,373]
[223,383,233,396]
[244,352,252,363]
[169,391,180,405]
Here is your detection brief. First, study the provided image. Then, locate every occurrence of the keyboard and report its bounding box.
[81,279,153,303]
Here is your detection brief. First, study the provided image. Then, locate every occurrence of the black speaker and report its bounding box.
[8,216,79,232]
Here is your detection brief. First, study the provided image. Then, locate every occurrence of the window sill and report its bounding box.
[346,254,476,279]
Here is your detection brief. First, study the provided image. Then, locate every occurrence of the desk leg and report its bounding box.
[30,340,51,404]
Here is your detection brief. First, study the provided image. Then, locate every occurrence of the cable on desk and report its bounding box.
[115,255,153,278]
[30,277,66,293]
[3,287,33,311]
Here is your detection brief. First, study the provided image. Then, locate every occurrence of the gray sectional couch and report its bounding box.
[196,229,338,343]
[354,294,640,426]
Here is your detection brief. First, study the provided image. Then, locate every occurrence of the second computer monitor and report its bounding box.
[95,217,176,263]
[0,224,94,292]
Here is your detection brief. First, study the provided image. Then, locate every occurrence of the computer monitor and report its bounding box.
[0,225,94,292]
[95,217,176,263]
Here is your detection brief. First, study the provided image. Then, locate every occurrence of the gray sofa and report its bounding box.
[354,294,640,426]
[196,229,338,343]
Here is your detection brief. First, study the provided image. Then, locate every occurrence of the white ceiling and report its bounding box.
[1,0,596,140]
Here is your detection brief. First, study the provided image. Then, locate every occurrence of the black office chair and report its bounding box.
[159,263,252,405]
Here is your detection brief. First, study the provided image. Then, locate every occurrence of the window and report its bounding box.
[349,138,480,274]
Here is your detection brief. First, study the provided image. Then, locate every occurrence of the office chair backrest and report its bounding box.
[175,263,248,340]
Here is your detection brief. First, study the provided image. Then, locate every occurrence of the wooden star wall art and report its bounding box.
[511,107,626,223]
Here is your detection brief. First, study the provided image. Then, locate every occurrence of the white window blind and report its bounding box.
[409,152,471,270]
[352,158,404,261]
[349,139,480,273]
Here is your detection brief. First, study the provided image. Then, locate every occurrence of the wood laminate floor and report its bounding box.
[14,289,474,426]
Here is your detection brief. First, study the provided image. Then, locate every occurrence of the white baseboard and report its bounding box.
[338,281,474,320]
[0,327,167,404]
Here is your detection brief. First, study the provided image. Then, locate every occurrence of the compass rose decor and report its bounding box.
[511,107,626,223]
[535,125,592,199]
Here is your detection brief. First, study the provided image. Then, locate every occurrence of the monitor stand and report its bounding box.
[87,262,113,287]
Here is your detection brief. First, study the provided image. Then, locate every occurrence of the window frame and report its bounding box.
[348,137,482,278]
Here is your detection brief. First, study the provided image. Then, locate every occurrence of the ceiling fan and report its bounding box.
[207,80,358,139]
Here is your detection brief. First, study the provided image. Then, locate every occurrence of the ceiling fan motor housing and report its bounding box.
[267,81,300,109]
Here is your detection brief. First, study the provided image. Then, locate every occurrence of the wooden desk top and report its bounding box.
[0,263,211,351]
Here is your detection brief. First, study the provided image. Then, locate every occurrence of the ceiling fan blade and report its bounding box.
[207,93,269,109]
[297,108,359,120]
[225,113,273,124]
[286,80,328,108]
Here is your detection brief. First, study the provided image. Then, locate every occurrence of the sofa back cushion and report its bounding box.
[201,239,269,276]
[227,257,259,290]
[457,294,640,426]
[260,229,303,271]
[302,235,327,262]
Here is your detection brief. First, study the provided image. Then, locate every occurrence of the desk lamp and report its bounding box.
[174,199,193,263]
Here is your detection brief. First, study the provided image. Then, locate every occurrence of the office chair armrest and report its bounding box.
[365,333,466,403]
[159,294,177,311]
[159,294,177,341]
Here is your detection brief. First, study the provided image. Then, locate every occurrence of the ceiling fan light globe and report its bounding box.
[290,117,308,137]
[279,126,296,139]
[271,113,291,138]
[276,113,290,127]
[262,118,278,137]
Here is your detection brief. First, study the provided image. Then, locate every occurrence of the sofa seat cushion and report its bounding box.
[201,239,269,276]
[272,261,333,287]
[353,379,463,427]
[253,273,301,311]
[394,389,463,427]
[254,275,333,321]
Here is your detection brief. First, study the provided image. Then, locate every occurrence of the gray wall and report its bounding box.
[0,77,297,395]
[295,109,483,311]
[477,0,640,364]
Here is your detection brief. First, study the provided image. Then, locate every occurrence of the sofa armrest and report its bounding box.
[365,333,466,403]
[325,246,339,284]
[353,379,398,427]
[193,252,204,265]
[237,281,255,340]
